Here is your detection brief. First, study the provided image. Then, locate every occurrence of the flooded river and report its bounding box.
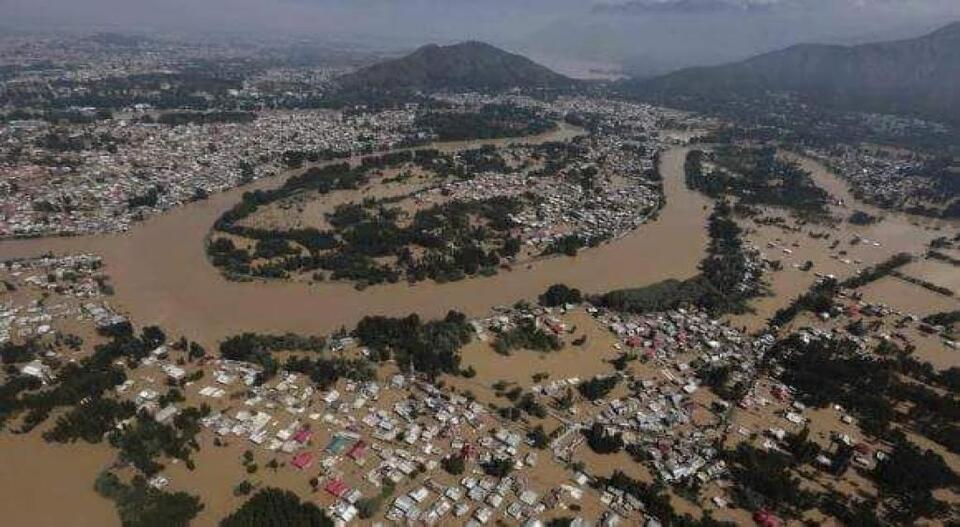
[0,433,117,527]
[0,139,710,345]
[4,132,958,526]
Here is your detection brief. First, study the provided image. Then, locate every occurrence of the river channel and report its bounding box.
[1,131,711,344]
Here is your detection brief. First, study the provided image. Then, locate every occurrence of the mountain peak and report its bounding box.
[337,41,572,91]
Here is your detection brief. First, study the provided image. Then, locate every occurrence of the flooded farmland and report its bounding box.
[0,141,710,346]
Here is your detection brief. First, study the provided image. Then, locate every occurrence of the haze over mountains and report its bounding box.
[341,20,960,129]
[625,21,960,125]
[336,41,573,91]
[7,0,960,79]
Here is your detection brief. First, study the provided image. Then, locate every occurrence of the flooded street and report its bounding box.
[0,143,710,346]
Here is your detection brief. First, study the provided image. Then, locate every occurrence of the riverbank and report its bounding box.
[0,144,709,347]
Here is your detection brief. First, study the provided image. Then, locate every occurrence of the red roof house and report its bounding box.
[291,452,314,470]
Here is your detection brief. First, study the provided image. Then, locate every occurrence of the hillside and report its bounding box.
[336,41,573,91]
[626,21,960,125]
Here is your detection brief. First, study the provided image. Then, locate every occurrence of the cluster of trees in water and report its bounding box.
[0,320,166,434]
[353,311,474,378]
[211,185,526,287]
[595,200,759,316]
[216,329,381,389]
[539,283,583,307]
[95,471,204,527]
[594,470,735,526]
[219,488,333,527]
[763,333,960,523]
[215,310,476,386]
[770,251,918,328]
[0,319,219,524]
[218,332,327,382]
[414,104,555,141]
[685,147,829,216]
[492,318,563,355]
[208,146,531,285]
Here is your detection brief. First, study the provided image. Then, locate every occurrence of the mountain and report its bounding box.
[626,21,960,125]
[336,41,573,91]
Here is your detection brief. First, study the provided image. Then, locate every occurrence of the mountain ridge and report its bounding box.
[625,21,960,125]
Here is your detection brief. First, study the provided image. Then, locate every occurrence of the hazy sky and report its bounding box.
[3,0,960,75]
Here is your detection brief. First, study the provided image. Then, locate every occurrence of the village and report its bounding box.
[0,108,421,237]
[7,240,954,526]
[807,144,960,218]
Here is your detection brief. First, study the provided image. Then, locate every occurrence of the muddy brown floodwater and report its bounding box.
[0,140,710,346]
[0,432,117,527]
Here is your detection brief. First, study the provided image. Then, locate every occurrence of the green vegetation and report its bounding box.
[923,310,960,328]
[873,439,958,523]
[109,406,207,476]
[219,333,327,381]
[596,201,759,316]
[724,443,816,515]
[95,472,204,527]
[769,333,960,453]
[769,278,839,328]
[210,148,530,285]
[441,454,466,475]
[284,356,376,390]
[0,321,168,432]
[44,397,136,443]
[219,488,333,527]
[539,283,583,307]
[928,250,960,267]
[583,423,623,454]
[685,147,828,215]
[578,375,619,401]
[595,277,717,314]
[481,457,514,478]
[1,340,39,365]
[848,210,880,225]
[353,311,473,377]
[493,319,562,355]
[595,471,736,526]
[840,252,913,288]
[356,480,396,519]
[891,270,955,297]
[543,234,587,257]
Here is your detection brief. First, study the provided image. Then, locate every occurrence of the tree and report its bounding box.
[539,284,583,307]
[578,375,619,401]
[442,454,466,475]
[529,425,550,449]
[482,458,514,478]
[141,326,167,349]
[95,471,203,527]
[219,488,333,527]
[583,423,623,454]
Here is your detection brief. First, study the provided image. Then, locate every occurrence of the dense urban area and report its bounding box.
[2,27,960,527]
